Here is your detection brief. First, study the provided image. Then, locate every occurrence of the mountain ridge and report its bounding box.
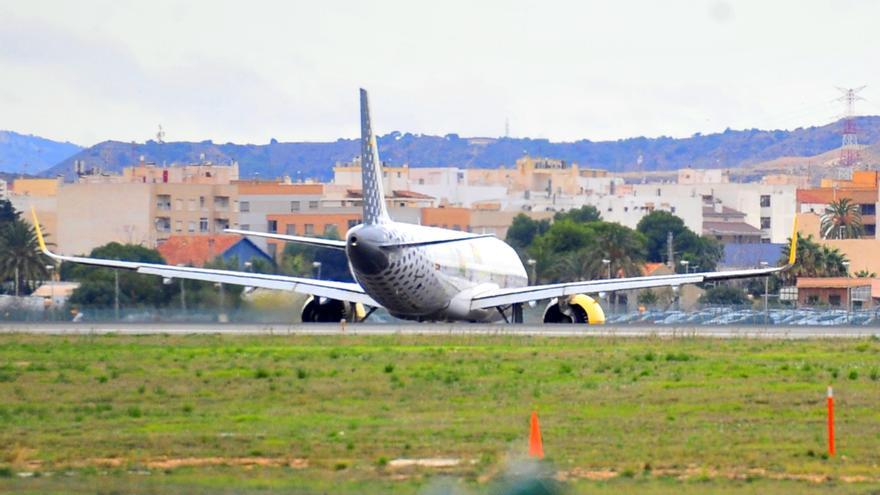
[32,116,880,180]
[0,131,83,175]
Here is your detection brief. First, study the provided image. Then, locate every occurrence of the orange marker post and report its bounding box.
[528,411,544,459]
[827,385,835,457]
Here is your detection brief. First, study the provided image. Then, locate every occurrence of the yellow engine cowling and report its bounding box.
[301,296,366,323]
[542,294,605,324]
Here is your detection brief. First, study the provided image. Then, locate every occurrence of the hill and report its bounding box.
[0,131,82,175]
[40,116,880,180]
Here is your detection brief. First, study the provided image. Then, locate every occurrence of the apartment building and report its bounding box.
[53,163,239,255]
[468,156,617,196]
[264,211,362,259]
[631,182,796,243]
[0,179,7,200]
[589,193,704,233]
[796,170,879,238]
[237,181,326,249]
[151,182,238,242]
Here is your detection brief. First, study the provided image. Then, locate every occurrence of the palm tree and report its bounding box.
[854,269,876,278]
[821,198,864,239]
[0,220,50,295]
[778,233,849,285]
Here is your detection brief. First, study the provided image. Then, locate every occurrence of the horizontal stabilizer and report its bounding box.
[225,229,346,250]
[380,234,495,249]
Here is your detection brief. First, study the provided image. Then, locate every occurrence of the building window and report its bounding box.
[175,199,183,211]
[199,217,208,232]
[324,224,336,235]
[214,196,229,211]
[199,196,206,210]
[286,224,297,235]
[290,201,300,212]
[760,195,771,207]
[865,224,876,236]
[829,295,842,306]
[418,178,425,185]
[267,243,277,259]
[240,224,250,231]
[188,221,195,233]
[807,295,819,305]
[304,224,314,235]
[308,200,319,209]
[175,220,182,232]
[760,217,771,229]
[860,204,876,215]
[188,199,196,211]
[348,219,359,229]
[156,195,171,210]
[214,218,229,231]
[240,201,250,213]
[268,220,278,233]
[155,217,171,232]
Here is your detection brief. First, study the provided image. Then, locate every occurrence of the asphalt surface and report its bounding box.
[1,322,879,339]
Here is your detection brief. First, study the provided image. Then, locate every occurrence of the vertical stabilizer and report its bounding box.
[360,88,390,224]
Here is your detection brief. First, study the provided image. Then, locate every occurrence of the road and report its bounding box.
[1,322,879,339]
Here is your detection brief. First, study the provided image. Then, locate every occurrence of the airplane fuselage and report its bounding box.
[346,221,528,322]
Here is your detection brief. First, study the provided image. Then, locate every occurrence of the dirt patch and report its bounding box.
[388,458,461,469]
[146,457,307,469]
[561,466,878,484]
[557,468,617,481]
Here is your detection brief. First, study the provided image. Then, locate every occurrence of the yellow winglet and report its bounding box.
[31,207,48,253]
[787,215,798,266]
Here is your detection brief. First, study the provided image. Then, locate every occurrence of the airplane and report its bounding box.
[32,88,797,324]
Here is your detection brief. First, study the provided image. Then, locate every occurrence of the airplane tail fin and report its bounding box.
[359,88,390,225]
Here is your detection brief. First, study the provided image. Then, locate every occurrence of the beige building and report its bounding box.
[55,163,239,255]
[9,177,61,245]
[0,178,7,200]
[468,156,612,196]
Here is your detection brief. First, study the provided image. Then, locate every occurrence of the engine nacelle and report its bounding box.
[301,296,365,323]
[542,294,605,324]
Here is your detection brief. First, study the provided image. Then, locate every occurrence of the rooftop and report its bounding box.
[157,235,241,267]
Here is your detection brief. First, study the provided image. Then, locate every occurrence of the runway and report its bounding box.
[1,322,879,339]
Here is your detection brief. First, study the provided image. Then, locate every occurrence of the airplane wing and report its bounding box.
[471,221,799,310]
[34,210,379,307]
[224,229,347,250]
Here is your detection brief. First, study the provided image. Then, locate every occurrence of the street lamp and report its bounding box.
[313,261,322,279]
[45,264,55,311]
[602,259,612,314]
[526,258,537,284]
[760,261,769,324]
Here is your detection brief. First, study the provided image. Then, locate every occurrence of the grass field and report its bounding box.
[1,333,880,494]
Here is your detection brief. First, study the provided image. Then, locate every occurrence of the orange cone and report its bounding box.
[528,411,544,458]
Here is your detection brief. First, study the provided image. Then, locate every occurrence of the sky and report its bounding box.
[1,0,880,146]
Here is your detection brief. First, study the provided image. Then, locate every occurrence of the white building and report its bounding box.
[631,182,796,243]
[0,178,7,200]
[590,194,704,233]
[408,167,508,208]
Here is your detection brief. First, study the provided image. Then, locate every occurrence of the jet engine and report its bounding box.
[301,296,365,323]
[542,294,605,324]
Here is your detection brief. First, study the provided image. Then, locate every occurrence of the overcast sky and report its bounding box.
[1,0,879,146]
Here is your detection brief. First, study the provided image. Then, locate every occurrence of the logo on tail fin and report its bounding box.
[359,88,390,225]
